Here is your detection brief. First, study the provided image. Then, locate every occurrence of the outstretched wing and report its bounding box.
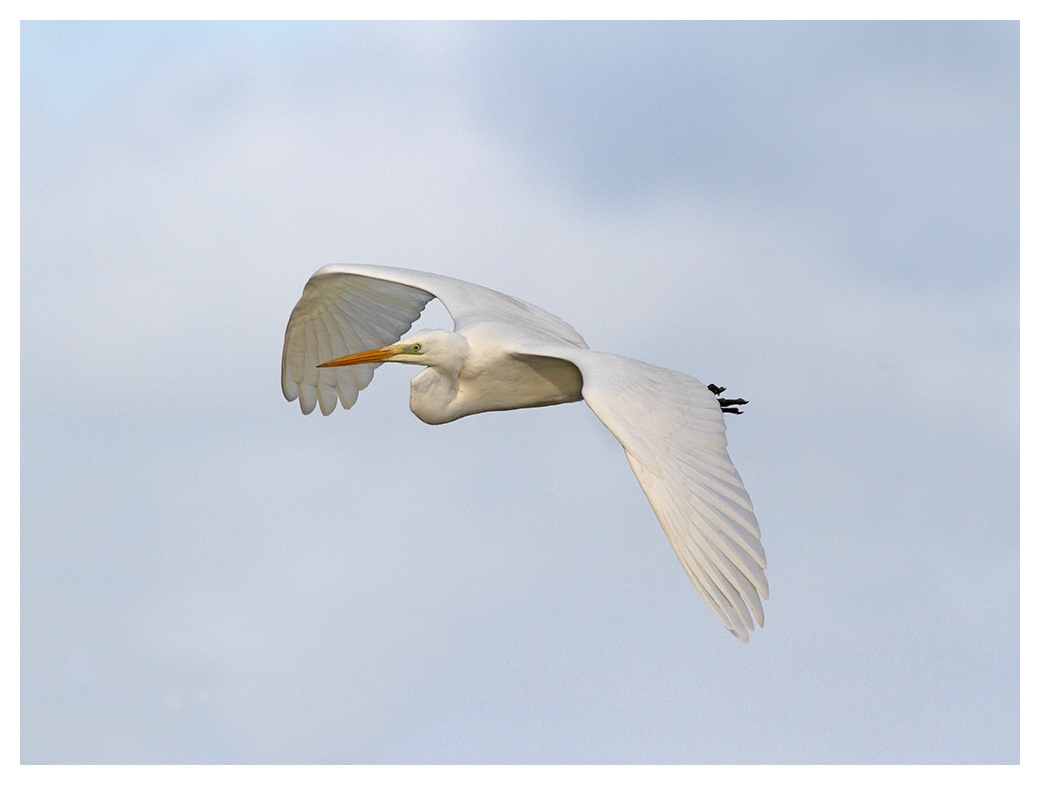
[569,350,768,642]
[282,265,588,415]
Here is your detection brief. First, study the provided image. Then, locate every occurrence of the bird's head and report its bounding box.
[317,329,466,371]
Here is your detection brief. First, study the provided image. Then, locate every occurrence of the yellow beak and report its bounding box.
[317,345,401,368]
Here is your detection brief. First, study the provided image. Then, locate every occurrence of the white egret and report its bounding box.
[282,265,766,641]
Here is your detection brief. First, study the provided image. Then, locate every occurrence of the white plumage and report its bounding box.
[282,265,767,641]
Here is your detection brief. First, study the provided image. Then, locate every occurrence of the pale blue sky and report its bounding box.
[21,21,1018,763]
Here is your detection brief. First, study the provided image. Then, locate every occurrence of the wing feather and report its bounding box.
[654,468,761,630]
[573,351,767,642]
[282,269,436,414]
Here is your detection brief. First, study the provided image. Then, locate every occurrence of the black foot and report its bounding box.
[708,383,748,415]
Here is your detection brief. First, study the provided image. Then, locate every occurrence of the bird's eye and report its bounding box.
[412,343,422,353]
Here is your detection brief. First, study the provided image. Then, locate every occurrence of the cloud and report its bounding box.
[21,22,1018,763]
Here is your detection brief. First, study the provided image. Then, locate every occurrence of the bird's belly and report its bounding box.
[453,353,583,420]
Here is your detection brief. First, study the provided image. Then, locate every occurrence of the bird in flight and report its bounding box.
[282,265,767,641]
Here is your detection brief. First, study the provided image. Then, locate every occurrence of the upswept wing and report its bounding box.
[570,350,768,642]
[282,265,588,415]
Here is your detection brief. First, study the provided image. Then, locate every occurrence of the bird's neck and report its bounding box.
[409,366,463,424]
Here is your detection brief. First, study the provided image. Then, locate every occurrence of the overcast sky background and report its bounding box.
[20,21,1019,764]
